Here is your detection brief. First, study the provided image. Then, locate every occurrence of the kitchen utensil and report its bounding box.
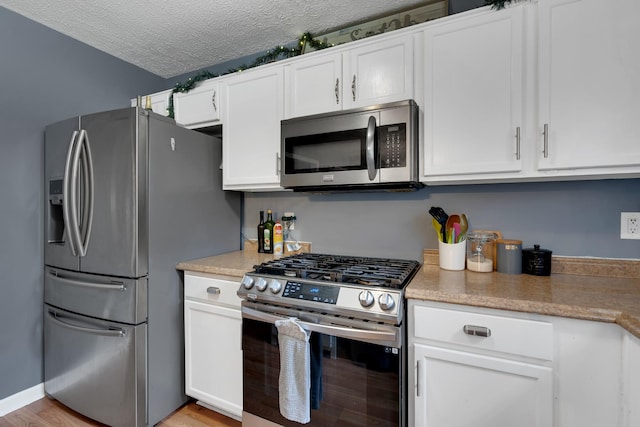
[466,231,498,272]
[522,244,552,276]
[445,214,460,244]
[453,223,461,243]
[432,218,443,242]
[459,214,468,241]
[429,207,448,242]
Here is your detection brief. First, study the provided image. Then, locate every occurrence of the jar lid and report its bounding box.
[523,244,552,254]
[467,231,498,240]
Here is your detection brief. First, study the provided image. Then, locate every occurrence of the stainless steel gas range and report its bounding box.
[238,253,421,427]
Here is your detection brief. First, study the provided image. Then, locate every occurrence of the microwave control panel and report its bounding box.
[379,124,406,168]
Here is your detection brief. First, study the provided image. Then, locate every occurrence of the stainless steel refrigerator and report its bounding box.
[43,107,241,426]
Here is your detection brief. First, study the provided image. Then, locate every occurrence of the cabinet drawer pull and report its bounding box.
[206,286,220,295]
[463,324,491,337]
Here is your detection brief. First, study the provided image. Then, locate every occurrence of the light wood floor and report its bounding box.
[0,397,241,427]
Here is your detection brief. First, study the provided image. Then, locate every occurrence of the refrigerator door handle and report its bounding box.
[47,309,125,337]
[63,130,80,257]
[78,129,94,257]
[46,269,127,291]
[68,131,84,257]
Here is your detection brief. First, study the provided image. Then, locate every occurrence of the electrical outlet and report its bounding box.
[621,212,640,239]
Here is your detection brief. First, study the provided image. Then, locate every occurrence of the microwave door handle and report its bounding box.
[366,115,377,181]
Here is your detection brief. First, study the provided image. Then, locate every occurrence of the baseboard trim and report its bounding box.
[0,383,45,416]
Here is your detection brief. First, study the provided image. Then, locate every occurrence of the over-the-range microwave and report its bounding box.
[280,100,423,192]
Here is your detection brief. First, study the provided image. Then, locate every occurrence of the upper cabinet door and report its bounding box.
[421,5,526,181]
[174,78,222,129]
[344,34,415,110]
[537,0,640,173]
[284,53,343,118]
[222,66,284,191]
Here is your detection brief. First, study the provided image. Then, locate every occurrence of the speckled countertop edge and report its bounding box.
[177,248,640,339]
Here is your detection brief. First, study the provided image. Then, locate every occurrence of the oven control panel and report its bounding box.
[283,281,339,304]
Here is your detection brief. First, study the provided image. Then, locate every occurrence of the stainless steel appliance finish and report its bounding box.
[280,100,422,192]
[43,107,242,427]
[238,253,420,427]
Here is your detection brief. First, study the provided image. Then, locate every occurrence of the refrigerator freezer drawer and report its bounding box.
[44,305,147,427]
[44,267,147,324]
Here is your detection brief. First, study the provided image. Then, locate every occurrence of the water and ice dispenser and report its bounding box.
[47,178,65,244]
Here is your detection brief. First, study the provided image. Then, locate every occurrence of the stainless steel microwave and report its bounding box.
[280,100,422,191]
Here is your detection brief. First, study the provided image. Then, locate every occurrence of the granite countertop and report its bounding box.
[177,247,640,339]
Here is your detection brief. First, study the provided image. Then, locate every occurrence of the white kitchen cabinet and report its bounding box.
[623,331,640,427]
[173,78,222,129]
[130,89,172,116]
[421,4,529,183]
[221,65,284,191]
[536,0,640,177]
[409,301,553,427]
[284,32,415,118]
[552,316,623,427]
[184,273,242,420]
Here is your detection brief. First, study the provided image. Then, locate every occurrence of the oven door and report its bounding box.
[241,303,404,427]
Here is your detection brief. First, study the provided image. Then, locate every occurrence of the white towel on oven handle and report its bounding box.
[275,317,311,424]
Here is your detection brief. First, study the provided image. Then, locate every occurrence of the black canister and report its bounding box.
[522,244,552,276]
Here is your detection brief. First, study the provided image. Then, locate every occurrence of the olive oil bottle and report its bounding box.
[263,210,275,253]
[257,210,265,253]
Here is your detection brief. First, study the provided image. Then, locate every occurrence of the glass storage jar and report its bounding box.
[466,231,498,272]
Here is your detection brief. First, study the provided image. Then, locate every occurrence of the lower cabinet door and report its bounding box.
[184,299,242,419]
[414,344,552,427]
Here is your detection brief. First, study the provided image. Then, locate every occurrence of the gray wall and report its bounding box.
[0,7,166,400]
[243,179,640,261]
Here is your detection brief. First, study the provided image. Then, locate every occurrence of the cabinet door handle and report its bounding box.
[211,90,217,112]
[335,78,340,104]
[515,126,521,161]
[463,324,491,337]
[542,123,549,158]
[351,75,356,101]
[416,360,420,397]
[206,286,220,295]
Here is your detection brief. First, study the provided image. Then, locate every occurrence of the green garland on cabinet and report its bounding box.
[485,0,524,10]
[166,2,519,117]
[166,32,332,118]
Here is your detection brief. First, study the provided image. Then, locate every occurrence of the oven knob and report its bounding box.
[269,279,283,294]
[378,293,396,311]
[358,290,375,307]
[241,275,254,290]
[256,277,268,292]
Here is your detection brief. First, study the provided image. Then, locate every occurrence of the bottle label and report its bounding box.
[264,230,271,251]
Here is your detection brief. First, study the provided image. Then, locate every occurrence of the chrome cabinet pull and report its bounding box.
[542,123,549,158]
[206,286,220,295]
[463,324,491,337]
[211,90,217,112]
[351,75,356,101]
[515,126,521,161]
[416,360,420,397]
[334,78,340,104]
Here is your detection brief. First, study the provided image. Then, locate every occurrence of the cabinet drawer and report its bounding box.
[184,273,241,309]
[413,305,553,360]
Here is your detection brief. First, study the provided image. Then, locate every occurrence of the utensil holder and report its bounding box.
[439,240,466,271]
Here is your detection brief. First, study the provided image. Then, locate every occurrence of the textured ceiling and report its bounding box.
[0,0,430,78]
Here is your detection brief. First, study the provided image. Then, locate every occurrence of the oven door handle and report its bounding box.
[242,306,400,345]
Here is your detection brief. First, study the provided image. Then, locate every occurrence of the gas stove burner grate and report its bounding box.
[252,253,421,289]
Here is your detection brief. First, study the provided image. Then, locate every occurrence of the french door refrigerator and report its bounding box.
[43,107,241,427]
